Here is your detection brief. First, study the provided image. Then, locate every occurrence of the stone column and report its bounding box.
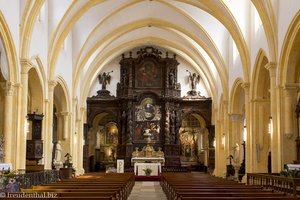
[283,84,298,139]
[230,114,242,164]
[76,107,85,174]
[283,84,298,164]
[44,80,57,169]
[242,82,252,174]
[16,59,32,170]
[265,62,280,173]
[3,81,14,164]
[223,101,230,161]
[61,112,70,140]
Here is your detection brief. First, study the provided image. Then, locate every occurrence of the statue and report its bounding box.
[169,69,175,87]
[233,143,240,164]
[187,71,201,91]
[132,147,140,157]
[53,140,63,170]
[54,141,62,162]
[98,71,113,90]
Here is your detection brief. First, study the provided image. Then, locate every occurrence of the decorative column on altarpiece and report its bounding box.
[165,104,170,144]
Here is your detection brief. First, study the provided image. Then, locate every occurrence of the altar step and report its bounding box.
[128,181,167,200]
[135,175,161,181]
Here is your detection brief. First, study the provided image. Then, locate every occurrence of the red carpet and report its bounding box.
[134,175,161,181]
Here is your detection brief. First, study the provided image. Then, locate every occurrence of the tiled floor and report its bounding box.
[128,181,167,200]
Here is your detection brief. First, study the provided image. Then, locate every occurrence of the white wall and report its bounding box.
[55,32,73,100]
[30,2,48,78]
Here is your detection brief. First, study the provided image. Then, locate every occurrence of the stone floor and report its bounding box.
[128,181,167,200]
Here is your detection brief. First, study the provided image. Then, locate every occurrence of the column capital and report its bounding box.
[265,62,277,77]
[48,80,57,91]
[20,58,34,74]
[241,82,250,95]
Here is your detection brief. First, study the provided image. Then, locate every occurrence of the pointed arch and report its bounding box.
[230,77,244,114]
[0,11,18,83]
[28,67,44,113]
[251,49,269,100]
[279,10,300,86]
[54,76,70,113]
[20,0,45,58]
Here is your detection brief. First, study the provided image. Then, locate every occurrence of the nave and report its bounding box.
[5,172,300,200]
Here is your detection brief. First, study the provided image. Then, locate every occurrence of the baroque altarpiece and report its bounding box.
[85,47,214,171]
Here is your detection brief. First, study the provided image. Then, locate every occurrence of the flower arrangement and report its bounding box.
[0,170,20,193]
[143,168,152,176]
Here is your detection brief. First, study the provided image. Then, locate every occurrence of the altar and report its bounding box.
[134,162,161,176]
[131,144,165,176]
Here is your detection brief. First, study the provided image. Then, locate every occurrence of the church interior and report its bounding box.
[0,0,300,199]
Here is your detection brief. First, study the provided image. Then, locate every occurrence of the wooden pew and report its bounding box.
[19,172,135,200]
[160,173,299,200]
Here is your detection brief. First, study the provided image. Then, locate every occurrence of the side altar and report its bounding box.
[131,145,165,176]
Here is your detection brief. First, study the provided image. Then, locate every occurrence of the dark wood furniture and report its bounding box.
[85,47,213,171]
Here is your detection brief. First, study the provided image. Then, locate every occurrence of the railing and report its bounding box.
[0,169,59,191]
[247,173,300,196]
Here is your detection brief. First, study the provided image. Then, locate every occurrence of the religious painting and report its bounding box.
[105,122,118,144]
[134,97,161,142]
[134,121,160,141]
[135,97,161,121]
[135,60,162,88]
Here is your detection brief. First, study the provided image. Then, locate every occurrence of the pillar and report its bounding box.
[61,112,70,140]
[242,82,252,175]
[265,62,280,173]
[16,59,32,170]
[44,80,57,169]
[3,81,14,164]
[223,101,230,163]
[283,84,298,138]
[230,114,242,164]
[283,84,298,164]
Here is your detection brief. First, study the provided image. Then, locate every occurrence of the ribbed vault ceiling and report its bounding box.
[40,0,254,104]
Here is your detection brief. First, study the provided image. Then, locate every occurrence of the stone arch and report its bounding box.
[279,10,300,86]
[28,67,44,114]
[0,11,18,83]
[229,78,245,168]
[88,112,119,172]
[52,77,71,167]
[251,49,271,173]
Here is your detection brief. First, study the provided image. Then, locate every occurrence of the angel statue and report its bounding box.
[98,71,113,90]
[187,70,201,91]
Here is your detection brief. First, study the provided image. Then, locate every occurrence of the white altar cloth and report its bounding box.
[134,162,161,176]
[131,157,165,164]
[0,163,12,171]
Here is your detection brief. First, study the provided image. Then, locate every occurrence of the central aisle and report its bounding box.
[128,181,167,200]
